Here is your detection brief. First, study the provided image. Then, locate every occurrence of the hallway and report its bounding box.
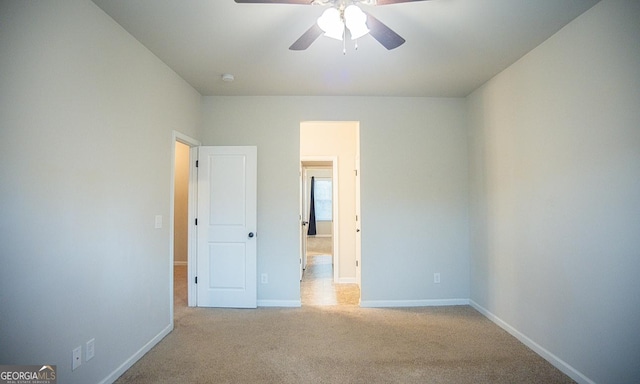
[300,238,360,306]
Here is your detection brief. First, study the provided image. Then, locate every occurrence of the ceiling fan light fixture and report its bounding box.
[344,5,369,40]
[317,7,344,40]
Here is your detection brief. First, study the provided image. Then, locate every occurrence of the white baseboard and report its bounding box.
[173,261,187,266]
[257,299,301,308]
[98,323,173,384]
[360,298,469,308]
[337,277,356,284]
[469,300,595,384]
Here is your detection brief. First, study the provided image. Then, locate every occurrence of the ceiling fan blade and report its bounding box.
[289,23,323,50]
[364,11,405,50]
[234,0,313,4]
[374,0,431,5]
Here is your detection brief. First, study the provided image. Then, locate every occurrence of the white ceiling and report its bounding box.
[92,0,599,97]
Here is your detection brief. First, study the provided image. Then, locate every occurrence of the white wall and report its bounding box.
[0,1,201,383]
[301,122,357,281]
[467,1,640,383]
[201,96,469,306]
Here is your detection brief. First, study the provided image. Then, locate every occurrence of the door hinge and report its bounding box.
[356,260,359,267]
[195,218,198,225]
[195,276,198,284]
[355,169,358,176]
[196,160,199,167]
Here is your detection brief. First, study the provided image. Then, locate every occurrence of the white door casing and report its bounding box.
[355,153,362,288]
[196,146,257,308]
[299,165,307,281]
[300,157,339,283]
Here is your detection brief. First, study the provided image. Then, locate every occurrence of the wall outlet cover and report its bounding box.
[72,346,82,370]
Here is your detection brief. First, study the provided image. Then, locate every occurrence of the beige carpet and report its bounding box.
[115,267,574,384]
[306,236,333,256]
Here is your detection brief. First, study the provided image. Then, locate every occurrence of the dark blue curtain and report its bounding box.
[307,176,317,236]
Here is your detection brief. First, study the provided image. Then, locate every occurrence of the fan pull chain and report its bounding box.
[343,36,346,55]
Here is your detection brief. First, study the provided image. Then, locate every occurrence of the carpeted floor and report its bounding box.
[114,266,574,384]
[306,236,333,256]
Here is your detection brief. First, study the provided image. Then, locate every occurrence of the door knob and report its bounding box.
[356,229,360,232]
[248,232,255,238]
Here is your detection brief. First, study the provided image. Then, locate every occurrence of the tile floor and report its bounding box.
[300,253,360,306]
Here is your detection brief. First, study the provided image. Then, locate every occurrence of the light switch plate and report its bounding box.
[86,338,95,361]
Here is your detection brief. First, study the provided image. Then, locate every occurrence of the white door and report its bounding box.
[196,146,257,308]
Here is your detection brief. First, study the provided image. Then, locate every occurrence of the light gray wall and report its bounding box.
[0,1,201,383]
[201,96,469,305]
[467,1,640,383]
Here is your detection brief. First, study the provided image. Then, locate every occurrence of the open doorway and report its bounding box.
[300,121,361,306]
[174,141,190,310]
[171,132,199,322]
[300,160,359,305]
[300,162,335,278]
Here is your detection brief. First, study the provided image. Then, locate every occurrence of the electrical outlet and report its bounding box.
[86,338,95,361]
[72,346,82,370]
[434,273,441,284]
[261,273,268,284]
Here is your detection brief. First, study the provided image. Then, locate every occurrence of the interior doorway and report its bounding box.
[171,132,199,322]
[300,159,360,305]
[174,141,190,310]
[300,160,337,279]
[300,121,361,306]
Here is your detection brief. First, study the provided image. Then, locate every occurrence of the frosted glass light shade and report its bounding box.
[345,5,369,40]
[317,8,344,40]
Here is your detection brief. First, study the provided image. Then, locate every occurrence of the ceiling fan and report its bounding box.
[234,0,430,51]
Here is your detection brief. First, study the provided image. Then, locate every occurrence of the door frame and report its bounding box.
[170,131,200,319]
[300,156,339,283]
